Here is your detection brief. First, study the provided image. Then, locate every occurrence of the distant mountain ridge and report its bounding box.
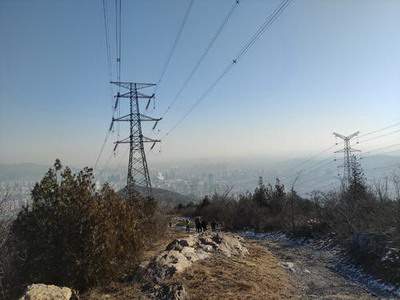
[119,185,195,208]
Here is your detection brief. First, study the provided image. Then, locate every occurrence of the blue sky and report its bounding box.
[0,0,399,167]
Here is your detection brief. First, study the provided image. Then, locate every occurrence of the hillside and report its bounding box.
[119,185,195,208]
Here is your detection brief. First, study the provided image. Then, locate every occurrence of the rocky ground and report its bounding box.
[20,227,400,299]
[242,231,400,299]
[81,228,293,300]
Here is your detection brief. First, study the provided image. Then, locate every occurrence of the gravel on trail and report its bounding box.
[242,232,400,299]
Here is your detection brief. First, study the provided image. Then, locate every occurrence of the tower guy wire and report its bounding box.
[110,82,162,198]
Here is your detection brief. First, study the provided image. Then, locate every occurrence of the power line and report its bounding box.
[95,0,119,172]
[164,63,234,137]
[358,128,400,145]
[358,120,400,139]
[290,144,338,173]
[163,0,293,138]
[94,130,112,172]
[161,0,240,118]
[277,143,338,185]
[102,0,113,81]
[363,149,400,160]
[235,0,292,61]
[284,156,336,185]
[364,163,400,173]
[115,0,122,83]
[97,144,117,178]
[154,0,195,95]
[301,158,336,178]
[362,143,400,156]
[295,159,337,185]
[97,143,129,180]
[102,0,117,111]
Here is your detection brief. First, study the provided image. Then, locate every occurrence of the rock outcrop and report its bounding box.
[19,284,77,300]
[141,232,248,299]
[143,232,248,283]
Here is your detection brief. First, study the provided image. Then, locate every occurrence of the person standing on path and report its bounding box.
[185,219,191,232]
[201,219,208,232]
[195,217,202,233]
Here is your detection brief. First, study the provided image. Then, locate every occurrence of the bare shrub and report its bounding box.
[0,187,13,300]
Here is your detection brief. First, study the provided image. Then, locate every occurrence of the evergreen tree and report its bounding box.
[253,176,268,207]
[270,178,285,213]
[348,155,367,197]
[10,160,148,292]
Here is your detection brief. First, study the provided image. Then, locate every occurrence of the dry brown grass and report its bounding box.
[82,228,190,300]
[141,228,189,262]
[84,230,294,299]
[173,239,294,300]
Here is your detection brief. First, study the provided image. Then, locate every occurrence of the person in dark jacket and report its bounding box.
[201,219,207,232]
[185,219,190,232]
[195,217,202,233]
[211,220,217,231]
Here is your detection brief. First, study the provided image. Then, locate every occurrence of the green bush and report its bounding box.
[7,161,150,296]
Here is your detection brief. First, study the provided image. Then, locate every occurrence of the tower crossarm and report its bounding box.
[333,132,347,140]
[110,81,156,90]
[347,131,360,140]
[141,135,161,143]
[116,90,155,99]
[334,149,345,153]
[140,114,162,122]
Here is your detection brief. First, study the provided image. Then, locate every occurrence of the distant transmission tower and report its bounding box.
[333,131,360,186]
[110,82,161,198]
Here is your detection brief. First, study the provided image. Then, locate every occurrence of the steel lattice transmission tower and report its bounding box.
[333,131,360,186]
[110,81,161,198]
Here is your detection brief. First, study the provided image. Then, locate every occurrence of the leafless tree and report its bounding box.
[373,177,389,203]
[0,187,12,299]
[392,173,400,234]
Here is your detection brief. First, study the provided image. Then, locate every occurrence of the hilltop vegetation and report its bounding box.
[1,158,399,299]
[176,158,400,286]
[0,160,166,299]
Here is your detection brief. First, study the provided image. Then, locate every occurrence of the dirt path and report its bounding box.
[83,227,398,299]
[245,233,398,299]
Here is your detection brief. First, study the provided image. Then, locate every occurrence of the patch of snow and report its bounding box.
[240,230,400,298]
[280,261,296,273]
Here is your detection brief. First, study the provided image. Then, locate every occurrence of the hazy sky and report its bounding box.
[1,0,399,168]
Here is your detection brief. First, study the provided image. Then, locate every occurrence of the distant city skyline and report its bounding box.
[1,0,399,167]
[1,153,399,204]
